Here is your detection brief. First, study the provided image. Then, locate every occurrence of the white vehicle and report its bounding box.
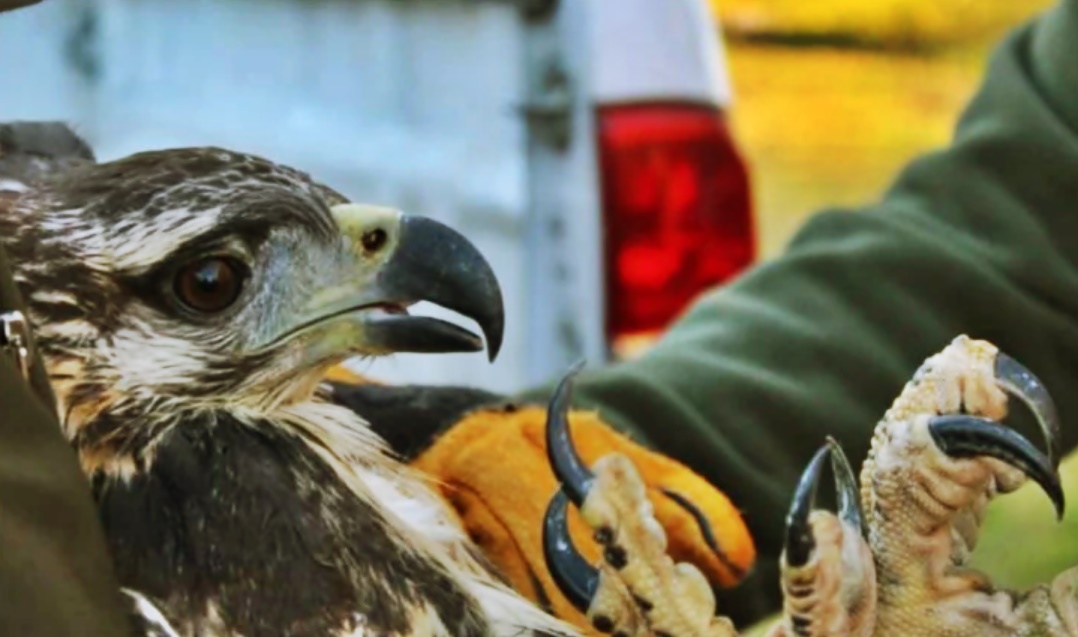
[0,0,755,393]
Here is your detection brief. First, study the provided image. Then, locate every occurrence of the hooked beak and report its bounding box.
[263,204,504,363]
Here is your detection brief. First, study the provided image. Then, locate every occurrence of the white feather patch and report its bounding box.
[273,401,578,637]
[122,588,182,637]
[109,207,223,270]
[30,289,80,305]
[0,178,29,193]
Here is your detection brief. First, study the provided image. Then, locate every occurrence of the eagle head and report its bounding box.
[2,143,504,465]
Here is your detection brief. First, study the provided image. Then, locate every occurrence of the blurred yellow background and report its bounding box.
[713,0,1055,257]
[714,0,1053,48]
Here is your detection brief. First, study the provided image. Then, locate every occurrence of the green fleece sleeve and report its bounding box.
[521,0,1078,622]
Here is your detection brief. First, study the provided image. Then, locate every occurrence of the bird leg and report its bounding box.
[543,336,1078,637]
[770,335,1071,636]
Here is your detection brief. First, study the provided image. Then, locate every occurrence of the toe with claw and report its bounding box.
[540,336,1078,637]
[769,336,1072,637]
[858,336,1068,635]
[542,366,737,637]
[772,438,876,637]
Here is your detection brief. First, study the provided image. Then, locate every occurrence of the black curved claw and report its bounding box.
[543,489,599,613]
[784,439,865,568]
[784,444,831,568]
[929,415,1065,520]
[995,352,1062,469]
[545,361,594,506]
[827,436,866,538]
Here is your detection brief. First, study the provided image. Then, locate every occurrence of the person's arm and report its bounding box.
[336,0,1078,626]
[0,4,129,633]
[0,14,126,620]
[0,244,129,636]
[0,0,129,629]
[526,0,1078,617]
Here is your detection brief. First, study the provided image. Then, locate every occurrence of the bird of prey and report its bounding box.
[5,122,1075,637]
[0,122,568,637]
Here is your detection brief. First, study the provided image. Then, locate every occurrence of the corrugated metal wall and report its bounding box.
[0,0,549,392]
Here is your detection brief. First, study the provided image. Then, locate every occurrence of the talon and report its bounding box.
[929,414,1065,519]
[542,489,599,612]
[994,352,1061,468]
[784,439,865,568]
[827,436,866,538]
[545,360,593,505]
[784,444,831,568]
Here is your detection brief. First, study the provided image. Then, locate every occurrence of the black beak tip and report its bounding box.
[484,317,503,362]
[389,214,506,363]
[468,259,504,362]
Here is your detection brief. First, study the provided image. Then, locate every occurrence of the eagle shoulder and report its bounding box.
[0,121,95,187]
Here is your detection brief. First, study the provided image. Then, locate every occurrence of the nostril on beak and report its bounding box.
[361,228,388,253]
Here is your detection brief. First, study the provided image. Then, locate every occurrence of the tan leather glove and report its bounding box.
[326,367,756,630]
[411,404,756,629]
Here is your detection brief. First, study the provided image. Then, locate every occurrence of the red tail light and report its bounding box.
[598,103,755,348]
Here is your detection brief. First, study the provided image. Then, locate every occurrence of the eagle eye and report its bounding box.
[173,256,247,314]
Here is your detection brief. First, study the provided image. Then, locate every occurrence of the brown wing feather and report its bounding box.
[0,121,96,188]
